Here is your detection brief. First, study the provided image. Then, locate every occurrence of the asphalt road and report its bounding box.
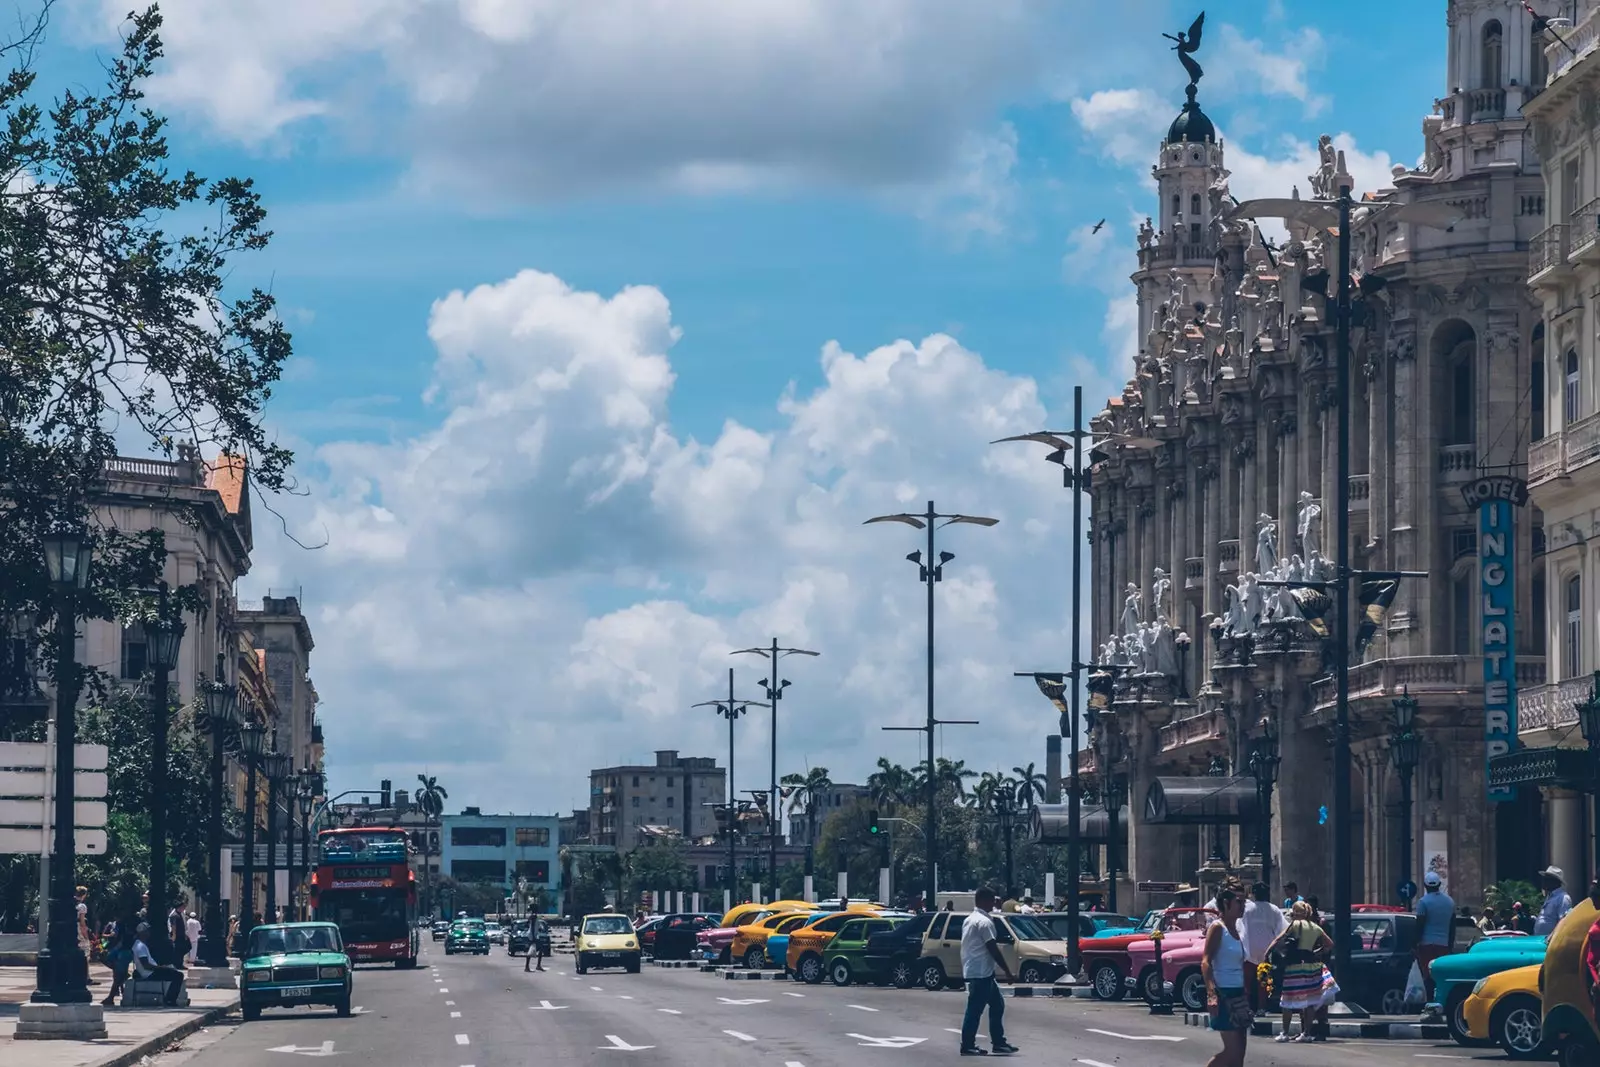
[146,942,1515,1067]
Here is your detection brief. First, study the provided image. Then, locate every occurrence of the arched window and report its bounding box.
[1448,343,1475,444]
[1482,20,1503,90]
[1566,573,1583,677]
[1531,27,1548,89]
[1532,324,1546,441]
[1566,348,1581,423]
[1172,193,1181,218]
[1190,193,1202,216]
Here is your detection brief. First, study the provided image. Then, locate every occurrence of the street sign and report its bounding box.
[1137,881,1181,893]
[0,769,108,798]
[1398,880,1417,901]
[0,827,106,855]
[0,741,108,771]
[0,799,107,828]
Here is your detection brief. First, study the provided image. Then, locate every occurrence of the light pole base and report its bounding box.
[14,1002,107,1040]
[184,964,239,988]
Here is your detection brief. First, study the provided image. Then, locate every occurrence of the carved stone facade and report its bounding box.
[1086,0,1550,909]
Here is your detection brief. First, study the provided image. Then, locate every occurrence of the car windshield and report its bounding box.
[248,925,342,956]
[584,916,633,936]
[1005,916,1059,941]
[1161,910,1213,932]
[1095,914,1137,930]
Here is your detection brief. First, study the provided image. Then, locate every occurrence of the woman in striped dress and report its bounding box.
[1270,901,1338,1042]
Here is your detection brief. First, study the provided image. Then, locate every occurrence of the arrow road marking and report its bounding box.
[600,1035,655,1051]
[350,1007,369,1015]
[1084,1029,1184,1043]
[847,1004,879,1012]
[717,997,770,1005]
[723,1030,757,1042]
[531,1001,568,1010]
[782,991,805,998]
[268,1042,339,1057]
[455,1035,470,1046]
[847,1035,926,1048]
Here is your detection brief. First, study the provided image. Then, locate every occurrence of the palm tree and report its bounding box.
[867,758,915,811]
[779,767,833,852]
[1012,763,1048,809]
[415,775,448,916]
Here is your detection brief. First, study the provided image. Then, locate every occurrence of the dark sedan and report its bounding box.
[648,913,718,960]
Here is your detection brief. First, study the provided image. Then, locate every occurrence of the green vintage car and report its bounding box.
[1427,933,1547,1046]
[240,922,353,1021]
[445,918,489,955]
[823,916,904,987]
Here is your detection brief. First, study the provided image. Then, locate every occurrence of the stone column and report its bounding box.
[1139,491,1157,615]
[1202,459,1222,622]
[1389,323,1421,655]
[1369,354,1391,575]
[1170,461,1189,628]
[1236,429,1258,567]
[1277,410,1300,552]
[1548,789,1586,891]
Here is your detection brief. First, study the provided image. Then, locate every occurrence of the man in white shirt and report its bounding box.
[185,912,202,966]
[131,924,184,1005]
[959,887,1017,1057]
[1535,866,1574,936]
[1239,882,1286,1011]
[1017,896,1037,915]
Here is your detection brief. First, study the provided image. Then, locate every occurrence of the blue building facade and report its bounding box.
[439,808,562,903]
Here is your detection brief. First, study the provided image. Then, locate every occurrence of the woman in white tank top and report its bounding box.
[1203,888,1252,1067]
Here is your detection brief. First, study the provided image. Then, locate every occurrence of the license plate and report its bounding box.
[279,986,313,997]
[601,951,621,958]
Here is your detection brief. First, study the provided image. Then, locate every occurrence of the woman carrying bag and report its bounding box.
[1269,901,1338,1042]
[1203,887,1253,1067]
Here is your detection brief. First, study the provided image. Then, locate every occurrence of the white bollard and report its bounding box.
[836,871,848,901]
[752,882,762,905]
[878,868,890,906]
[803,875,814,903]
[1045,873,1056,908]
[723,889,731,914]
[691,892,700,914]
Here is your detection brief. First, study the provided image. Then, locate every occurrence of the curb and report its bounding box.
[1181,1011,1449,1040]
[1005,985,1074,998]
[89,999,237,1067]
[650,960,700,969]
[723,969,789,981]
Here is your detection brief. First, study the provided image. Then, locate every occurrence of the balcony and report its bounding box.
[1438,444,1476,482]
[1530,225,1570,286]
[1218,539,1240,575]
[1549,5,1600,85]
[1567,410,1600,473]
[1312,655,1547,714]
[1573,198,1600,261]
[1530,434,1565,487]
[1519,675,1598,733]
[1184,557,1204,589]
[1348,475,1369,511]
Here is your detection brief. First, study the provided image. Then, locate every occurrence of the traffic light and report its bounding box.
[868,810,880,835]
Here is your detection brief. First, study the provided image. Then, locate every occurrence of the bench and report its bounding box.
[122,975,190,1008]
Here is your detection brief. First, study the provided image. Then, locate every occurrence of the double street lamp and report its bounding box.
[1246,716,1280,895]
[199,656,238,967]
[263,749,293,921]
[1390,687,1420,904]
[732,639,819,892]
[144,582,184,963]
[32,527,93,1005]
[295,769,319,921]
[238,719,267,935]
[693,668,768,903]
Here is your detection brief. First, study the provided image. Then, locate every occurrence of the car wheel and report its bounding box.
[1017,961,1046,985]
[891,959,916,989]
[830,958,853,987]
[1139,966,1163,1005]
[241,1003,261,1022]
[1562,1039,1598,1067]
[798,954,825,985]
[576,959,588,975]
[626,958,641,974]
[718,947,732,966]
[1177,969,1206,1013]
[1491,994,1544,1060]
[1444,987,1491,1048]
[1091,961,1125,1001]
[1379,987,1406,1015]
[744,946,767,970]
[335,996,352,1018]
[920,959,947,992]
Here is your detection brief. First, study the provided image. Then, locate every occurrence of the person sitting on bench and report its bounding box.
[130,923,183,1006]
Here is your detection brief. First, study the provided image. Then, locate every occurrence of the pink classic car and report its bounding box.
[1125,927,1214,1010]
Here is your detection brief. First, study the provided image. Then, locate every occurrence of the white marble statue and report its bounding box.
[1151,615,1180,677]
[1239,571,1265,635]
[1297,490,1322,561]
[1310,134,1336,199]
[1121,583,1143,637]
[1138,216,1155,248]
[1255,514,1279,577]
[1152,567,1172,617]
[1274,555,1305,620]
[1220,583,1246,635]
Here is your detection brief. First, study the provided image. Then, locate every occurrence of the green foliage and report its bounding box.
[1485,879,1542,917]
[623,842,693,899]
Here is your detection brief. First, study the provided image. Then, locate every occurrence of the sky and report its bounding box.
[43,0,1455,817]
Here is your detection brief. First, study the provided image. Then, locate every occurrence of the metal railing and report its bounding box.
[1218,539,1240,574]
[1438,444,1476,480]
[1572,197,1600,257]
[1530,225,1568,280]
[1519,675,1595,732]
[1530,435,1564,485]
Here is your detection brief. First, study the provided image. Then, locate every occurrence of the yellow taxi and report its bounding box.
[574,912,641,975]
[1540,893,1600,1067]
[730,912,813,969]
[1461,962,1544,1060]
[787,907,885,983]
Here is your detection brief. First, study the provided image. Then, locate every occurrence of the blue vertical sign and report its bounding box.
[1463,476,1528,803]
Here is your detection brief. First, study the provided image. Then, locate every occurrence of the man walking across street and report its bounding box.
[1536,866,1574,936]
[1413,872,1454,1003]
[1240,882,1286,1012]
[959,887,1018,1056]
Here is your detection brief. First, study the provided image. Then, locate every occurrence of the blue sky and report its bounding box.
[44,1,1467,812]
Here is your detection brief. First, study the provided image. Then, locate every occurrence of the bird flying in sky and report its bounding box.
[1091,219,1106,234]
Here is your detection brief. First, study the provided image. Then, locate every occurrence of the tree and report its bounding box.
[623,843,692,901]
[415,775,448,914]
[0,6,294,693]
[867,758,915,811]
[1012,763,1048,808]
[779,766,832,852]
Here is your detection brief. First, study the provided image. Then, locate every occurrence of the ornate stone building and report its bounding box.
[1086,0,1549,908]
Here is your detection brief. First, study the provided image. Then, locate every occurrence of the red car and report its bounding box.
[1080,907,1217,1001]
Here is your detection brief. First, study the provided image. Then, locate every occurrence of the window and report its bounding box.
[666,796,676,808]
[1567,574,1583,677]
[514,827,549,847]
[1567,349,1582,423]
[1533,570,1548,656]
[513,860,550,882]
[119,625,148,680]
[632,796,640,808]
[1171,193,1180,218]
[1449,345,1475,444]
[632,775,640,787]
[450,826,506,848]
[1190,193,1201,216]
[1481,20,1502,90]
[450,859,506,882]
[927,915,947,939]
[667,776,675,786]
[1532,325,1546,441]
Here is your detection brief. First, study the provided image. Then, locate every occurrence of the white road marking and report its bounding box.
[530,1001,568,1010]
[438,988,449,993]
[847,1004,879,1012]
[785,1062,805,1067]
[600,1035,655,1051]
[658,1008,683,1015]
[723,1030,757,1042]
[450,1011,461,1018]
[454,1034,470,1046]
[782,991,805,998]
[945,1029,961,1034]
[1084,1029,1184,1043]
[848,1035,925,1048]
[1414,1057,1473,1061]
[716,997,770,1005]
[266,1042,338,1056]
[433,978,442,983]
[350,1006,369,1015]
[445,1000,455,1006]
[618,995,634,1000]
[1079,1060,1120,1067]
[591,985,605,991]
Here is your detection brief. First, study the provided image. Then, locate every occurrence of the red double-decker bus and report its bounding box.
[308,827,420,968]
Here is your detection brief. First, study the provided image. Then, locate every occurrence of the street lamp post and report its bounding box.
[282,761,296,921]
[1574,672,1600,875]
[199,656,237,968]
[1246,718,1280,897]
[239,720,267,937]
[1390,688,1421,905]
[263,749,291,922]
[732,639,819,893]
[31,527,93,1005]
[991,786,1018,895]
[145,581,185,963]
[1206,755,1229,865]
[296,770,318,921]
[868,501,996,912]
[693,669,768,904]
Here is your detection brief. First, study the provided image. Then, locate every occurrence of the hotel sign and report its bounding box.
[1463,476,1526,803]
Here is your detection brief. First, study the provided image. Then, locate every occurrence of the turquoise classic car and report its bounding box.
[240,922,353,1020]
[1427,933,1546,1046]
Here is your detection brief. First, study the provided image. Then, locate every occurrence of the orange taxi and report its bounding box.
[786,907,889,983]
[729,911,814,969]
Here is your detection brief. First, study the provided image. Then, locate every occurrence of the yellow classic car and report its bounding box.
[730,912,812,970]
[1462,962,1544,1060]
[575,913,641,975]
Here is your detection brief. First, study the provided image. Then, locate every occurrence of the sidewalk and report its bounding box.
[2,966,238,1067]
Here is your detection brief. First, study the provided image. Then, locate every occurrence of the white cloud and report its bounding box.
[1070,89,1169,169]
[253,267,1086,812]
[1211,25,1328,116]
